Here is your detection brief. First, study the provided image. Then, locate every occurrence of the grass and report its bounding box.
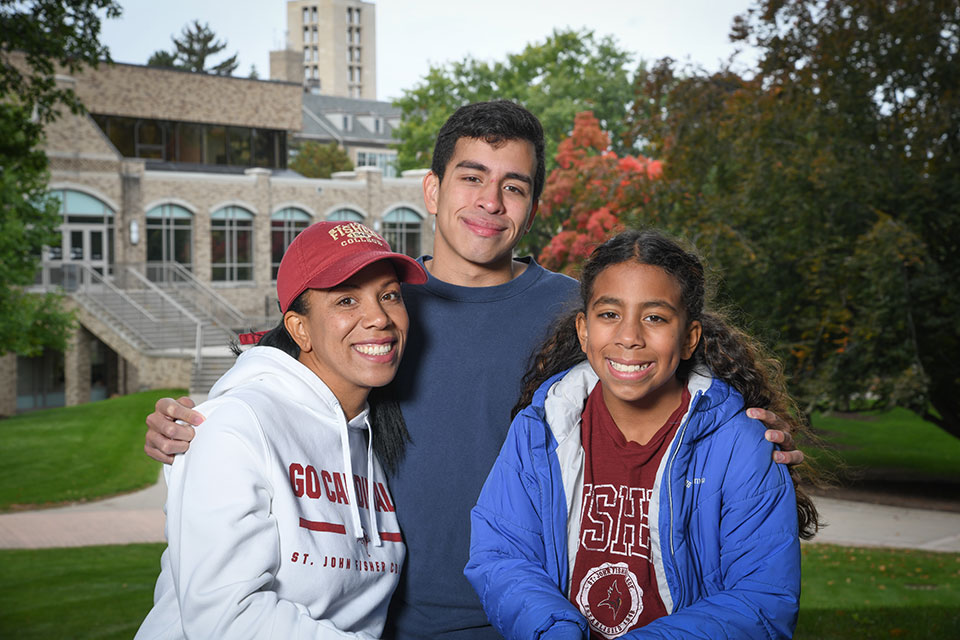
[0,543,164,640]
[0,389,185,511]
[797,543,960,639]
[0,401,957,637]
[0,542,956,639]
[810,407,960,481]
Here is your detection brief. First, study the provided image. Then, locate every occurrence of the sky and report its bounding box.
[100,0,759,102]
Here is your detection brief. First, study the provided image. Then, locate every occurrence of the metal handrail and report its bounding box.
[168,262,246,326]
[122,266,204,367]
[123,266,204,326]
[75,264,159,322]
[69,265,159,349]
[143,261,246,328]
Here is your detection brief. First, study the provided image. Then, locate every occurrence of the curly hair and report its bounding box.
[515,229,822,539]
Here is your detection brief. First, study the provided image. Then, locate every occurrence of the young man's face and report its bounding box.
[423,137,538,276]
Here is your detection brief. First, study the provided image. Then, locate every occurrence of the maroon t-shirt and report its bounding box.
[568,384,691,638]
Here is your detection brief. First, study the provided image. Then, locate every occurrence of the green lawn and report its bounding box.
[0,389,185,511]
[798,544,960,639]
[810,407,960,481]
[0,543,164,640]
[0,543,957,639]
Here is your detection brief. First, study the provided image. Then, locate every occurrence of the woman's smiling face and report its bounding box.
[576,261,701,431]
[286,260,408,418]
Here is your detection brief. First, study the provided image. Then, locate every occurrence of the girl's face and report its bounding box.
[576,262,701,432]
[285,260,408,419]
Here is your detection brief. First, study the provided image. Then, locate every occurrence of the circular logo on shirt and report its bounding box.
[575,561,643,636]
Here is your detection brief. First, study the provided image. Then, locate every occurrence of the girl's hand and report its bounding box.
[748,407,805,466]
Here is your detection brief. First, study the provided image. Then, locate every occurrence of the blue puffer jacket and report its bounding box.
[465,362,800,639]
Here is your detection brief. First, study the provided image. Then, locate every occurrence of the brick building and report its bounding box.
[1,61,430,415]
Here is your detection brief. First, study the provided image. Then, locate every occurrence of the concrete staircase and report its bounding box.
[61,262,252,395]
[191,353,239,394]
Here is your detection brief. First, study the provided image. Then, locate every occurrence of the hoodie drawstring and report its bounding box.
[337,405,365,542]
[365,417,382,548]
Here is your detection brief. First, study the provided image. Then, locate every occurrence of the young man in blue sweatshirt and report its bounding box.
[144,100,803,639]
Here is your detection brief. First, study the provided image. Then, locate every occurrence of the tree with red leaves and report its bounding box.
[538,112,661,275]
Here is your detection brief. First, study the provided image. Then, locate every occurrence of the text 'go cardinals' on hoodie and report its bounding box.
[136,346,405,640]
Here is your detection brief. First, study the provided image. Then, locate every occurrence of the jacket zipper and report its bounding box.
[665,389,703,606]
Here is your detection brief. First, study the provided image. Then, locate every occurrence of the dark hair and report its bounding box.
[515,229,822,539]
[431,100,546,202]
[233,290,411,475]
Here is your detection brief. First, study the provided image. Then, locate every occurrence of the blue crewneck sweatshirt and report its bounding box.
[386,256,578,639]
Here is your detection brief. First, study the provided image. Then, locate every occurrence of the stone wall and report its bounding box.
[64,326,92,406]
[72,303,194,395]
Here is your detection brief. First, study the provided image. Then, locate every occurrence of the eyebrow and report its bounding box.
[454,160,533,186]
[591,296,680,313]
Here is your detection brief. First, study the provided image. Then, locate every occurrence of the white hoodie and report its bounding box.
[136,346,405,639]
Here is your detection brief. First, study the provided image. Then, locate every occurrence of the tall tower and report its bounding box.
[284,0,376,99]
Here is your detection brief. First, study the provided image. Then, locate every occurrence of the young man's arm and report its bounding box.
[751,407,805,465]
[144,396,203,464]
[145,400,806,466]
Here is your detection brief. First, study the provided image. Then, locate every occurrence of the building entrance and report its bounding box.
[63,224,111,276]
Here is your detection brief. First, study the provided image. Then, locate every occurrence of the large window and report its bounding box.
[17,349,65,411]
[382,207,422,258]
[357,151,397,177]
[271,207,312,279]
[211,206,254,282]
[47,189,114,278]
[91,115,287,169]
[327,208,364,222]
[146,204,193,271]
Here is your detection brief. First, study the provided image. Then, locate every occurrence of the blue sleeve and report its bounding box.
[464,414,589,640]
[625,421,800,639]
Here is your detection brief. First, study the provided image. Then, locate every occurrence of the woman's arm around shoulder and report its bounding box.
[465,410,589,640]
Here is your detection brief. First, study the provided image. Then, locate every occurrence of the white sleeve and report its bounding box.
[163,399,375,640]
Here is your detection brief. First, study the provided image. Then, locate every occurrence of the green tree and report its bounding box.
[393,29,634,171]
[146,49,177,69]
[625,1,960,437]
[0,0,121,355]
[289,141,354,178]
[393,29,635,255]
[148,20,238,76]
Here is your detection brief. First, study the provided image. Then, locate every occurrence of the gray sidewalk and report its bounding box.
[1,478,958,551]
[0,473,168,549]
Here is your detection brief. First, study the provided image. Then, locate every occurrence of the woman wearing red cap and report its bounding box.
[136,221,427,639]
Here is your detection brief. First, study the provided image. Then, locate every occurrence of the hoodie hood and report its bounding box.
[209,346,383,546]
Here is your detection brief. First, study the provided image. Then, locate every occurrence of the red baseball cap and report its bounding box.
[276,221,427,312]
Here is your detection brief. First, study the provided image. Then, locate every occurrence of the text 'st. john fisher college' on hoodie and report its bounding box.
[136,346,404,639]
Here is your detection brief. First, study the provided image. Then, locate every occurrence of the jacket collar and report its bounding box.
[533,362,743,447]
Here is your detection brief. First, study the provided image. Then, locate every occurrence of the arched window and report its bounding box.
[327,208,364,222]
[382,207,422,258]
[48,189,115,277]
[211,206,254,282]
[271,207,312,279]
[146,204,193,271]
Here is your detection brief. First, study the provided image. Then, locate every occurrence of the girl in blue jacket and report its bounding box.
[466,229,819,639]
